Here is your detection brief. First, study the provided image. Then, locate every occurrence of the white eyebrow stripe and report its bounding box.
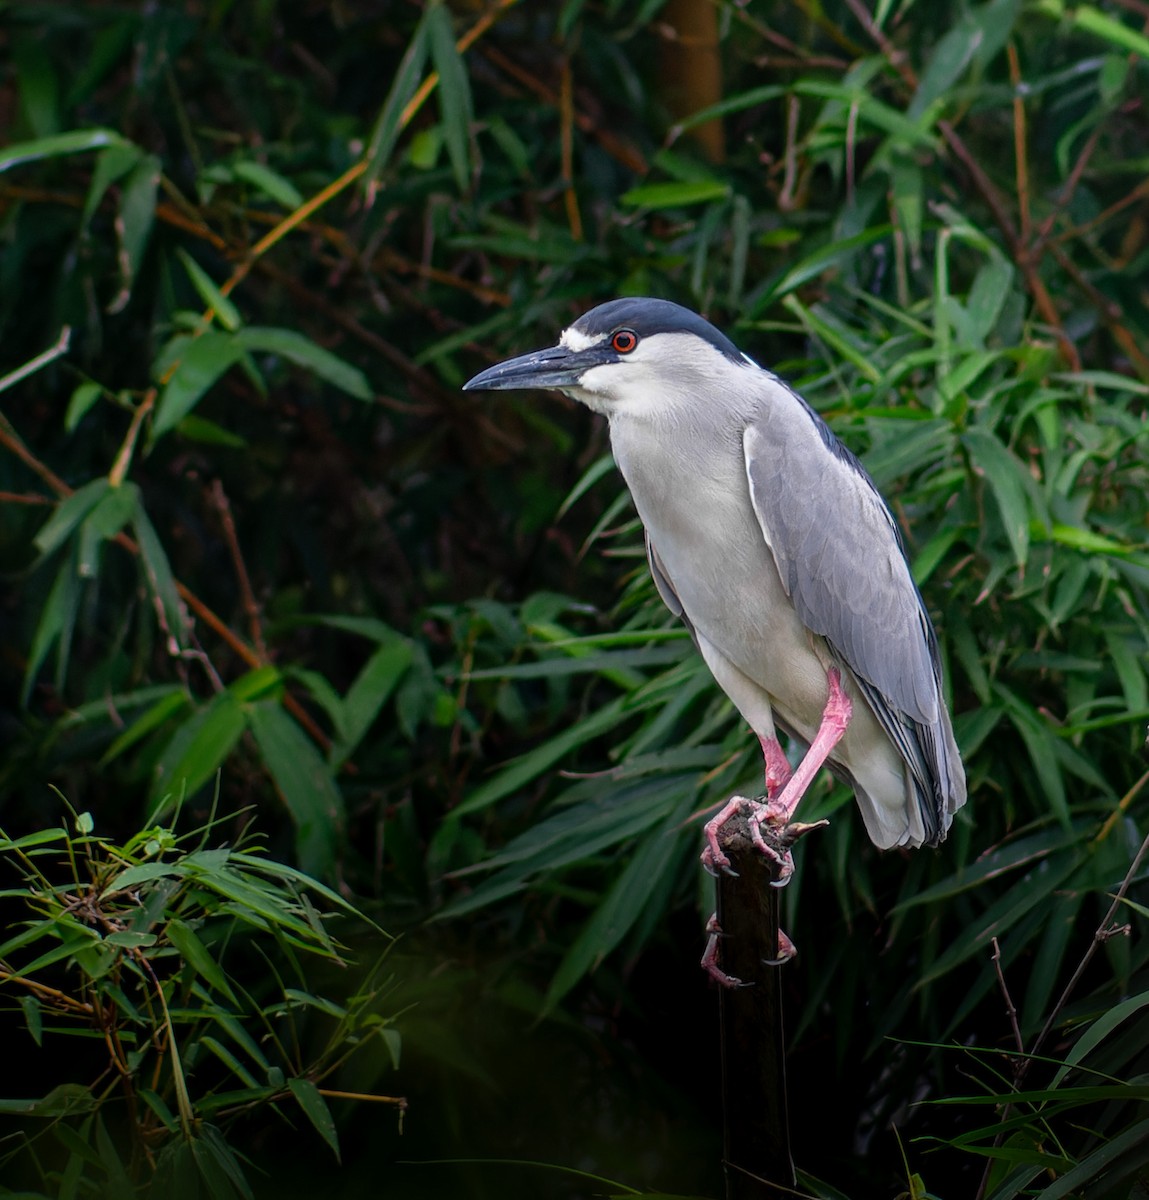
[561,327,607,352]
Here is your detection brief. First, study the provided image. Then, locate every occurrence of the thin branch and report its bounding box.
[0,325,71,395]
[0,412,72,496]
[210,479,268,661]
[108,390,156,488]
[991,936,1024,1057]
[1007,42,1030,244]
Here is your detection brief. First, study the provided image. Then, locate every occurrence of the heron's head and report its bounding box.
[463,297,755,418]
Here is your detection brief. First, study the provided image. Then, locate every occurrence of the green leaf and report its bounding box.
[107,152,160,313]
[288,1079,341,1161]
[149,689,247,812]
[198,1036,261,1087]
[962,427,1038,568]
[0,1084,97,1117]
[996,681,1070,825]
[890,158,924,259]
[363,11,431,192]
[426,2,474,191]
[22,549,81,703]
[452,697,629,817]
[1073,5,1149,59]
[34,477,111,558]
[235,327,371,400]
[438,781,681,919]
[246,701,346,877]
[1051,990,1149,1087]
[1034,1117,1149,1200]
[175,414,248,448]
[65,381,103,431]
[0,127,128,173]
[794,78,940,148]
[908,16,983,120]
[756,226,894,310]
[669,85,786,137]
[330,637,413,769]
[543,802,691,1011]
[132,503,187,651]
[915,851,1081,986]
[103,689,190,764]
[621,180,731,208]
[166,918,239,1002]
[231,160,304,209]
[77,482,139,577]
[152,331,246,441]
[20,995,43,1046]
[177,249,242,332]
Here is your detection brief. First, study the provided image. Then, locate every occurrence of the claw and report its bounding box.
[700,845,739,878]
[700,914,754,988]
[763,928,798,966]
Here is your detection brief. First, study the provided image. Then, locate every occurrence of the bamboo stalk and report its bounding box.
[714,814,795,1198]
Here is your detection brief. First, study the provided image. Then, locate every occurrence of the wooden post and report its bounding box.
[714,816,796,1198]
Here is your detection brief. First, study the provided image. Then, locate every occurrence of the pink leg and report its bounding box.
[758,734,792,799]
[701,668,850,877]
[748,669,851,861]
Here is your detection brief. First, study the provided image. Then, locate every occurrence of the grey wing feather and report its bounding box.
[743,400,964,837]
[742,414,938,724]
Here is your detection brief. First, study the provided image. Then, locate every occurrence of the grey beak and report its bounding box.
[463,343,614,393]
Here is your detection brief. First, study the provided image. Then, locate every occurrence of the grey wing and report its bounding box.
[646,532,697,643]
[742,406,963,835]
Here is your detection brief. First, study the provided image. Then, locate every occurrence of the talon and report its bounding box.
[701,913,747,987]
[700,845,739,878]
[764,928,798,966]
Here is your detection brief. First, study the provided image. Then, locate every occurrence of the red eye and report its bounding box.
[611,329,638,354]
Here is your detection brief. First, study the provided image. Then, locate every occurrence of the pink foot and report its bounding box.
[699,668,850,877]
[701,913,749,988]
[700,914,798,985]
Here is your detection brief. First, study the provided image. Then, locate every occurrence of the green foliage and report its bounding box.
[2,0,1148,1195]
[0,805,401,1198]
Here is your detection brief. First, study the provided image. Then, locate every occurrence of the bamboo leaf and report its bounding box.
[962,427,1038,568]
[426,2,474,191]
[177,249,242,332]
[149,690,247,812]
[451,697,628,817]
[231,160,304,209]
[288,1079,340,1161]
[166,918,239,1002]
[107,152,160,313]
[22,549,81,703]
[621,180,731,208]
[33,477,110,558]
[152,331,245,441]
[330,636,413,769]
[132,502,188,651]
[0,127,128,172]
[363,11,430,192]
[543,806,690,1011]
[235,327,371,400]
[246,701,345,877]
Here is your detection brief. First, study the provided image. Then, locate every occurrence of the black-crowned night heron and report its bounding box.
[464,298,966,971]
